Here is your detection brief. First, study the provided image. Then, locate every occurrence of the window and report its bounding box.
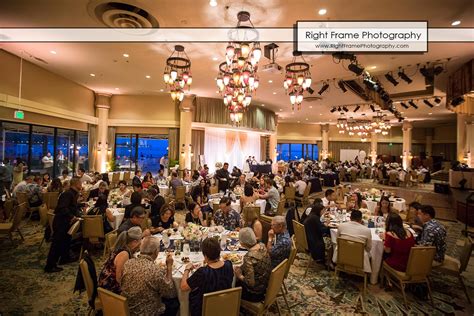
[277,143,319,161]
[115,134,136,171]
[31,126,54,175]
[77,131,89,173]
[1,122,30,168]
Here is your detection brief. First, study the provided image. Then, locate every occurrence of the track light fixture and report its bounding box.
[451,96,465,107]
[342,106,349,112]
[398,69,413,84]
[353,105,360,112]
[423,100,434,108]
[338,80,347,92]
[408,100,418,109]
[400,102,409,109]
[370,104,376,112]
[318,82,330,95]
[330,107,337,113]
[434,97,441,104]
[385,72,399,86]
[337,106,342,112]
[348,63,364,76]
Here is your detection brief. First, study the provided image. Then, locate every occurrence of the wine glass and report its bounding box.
[163,238,170,250]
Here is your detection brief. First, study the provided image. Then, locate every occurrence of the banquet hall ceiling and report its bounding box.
[1,0,473,126]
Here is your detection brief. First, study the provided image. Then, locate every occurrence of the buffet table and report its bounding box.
[249,164,272,174]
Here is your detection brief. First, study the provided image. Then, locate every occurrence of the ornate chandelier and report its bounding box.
[283,51,312,110]
[337,113,392,142]
[163,45,192,103]
[216,11,262,123]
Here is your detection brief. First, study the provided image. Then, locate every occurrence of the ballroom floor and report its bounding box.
[1,183,473,315]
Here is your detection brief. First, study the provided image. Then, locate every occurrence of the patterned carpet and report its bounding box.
[0,219,473,315]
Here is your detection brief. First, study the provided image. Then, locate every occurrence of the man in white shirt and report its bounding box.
[335,210,372,272]
[77,168,93,184]
[294,175,307,196]
[13,175,34,197]
[42,152,54,175]
[321,189,336,207]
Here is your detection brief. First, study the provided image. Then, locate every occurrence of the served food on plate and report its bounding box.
[227,231,240,239]
[222,253,243,264]
[181,257,190,263]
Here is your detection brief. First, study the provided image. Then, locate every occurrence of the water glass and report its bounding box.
[183,243,190,256]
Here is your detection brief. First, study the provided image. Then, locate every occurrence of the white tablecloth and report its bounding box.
[111,208,125,229]
[155,250,246,316]
[158,184,191,196]
[330,228,384,284]
[208,199,266,215]
[365,198,406,214]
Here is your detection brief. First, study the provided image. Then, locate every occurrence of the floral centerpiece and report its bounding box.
[182,223,203,241]
[233,185,244,196]
[215,162,223,169]
[274,175,284,189]
[368,188,381,199]
[359,208,371,221]
[109,191,122,206]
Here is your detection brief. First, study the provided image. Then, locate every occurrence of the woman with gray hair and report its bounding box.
[98,226,142,294]
[234,227,272,302]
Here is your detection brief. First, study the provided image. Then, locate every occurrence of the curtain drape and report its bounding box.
[194,97,276,131]
[107,127,116,162]
[191,129,205,170]
[168,128,179,162]
[88,124,97,172]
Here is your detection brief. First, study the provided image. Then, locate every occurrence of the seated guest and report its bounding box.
[304,204,330,263]
[234,228,272,302]
[213,197,241,230]
[233,174,247,189]
[98,226,142,293]
[117,207,150,236]
[417,205,447,266]
[42,173,51,188]
[78,168,93,184]
[180,237,234,316]
[155,168,166,183]
[87,194,114,233]
[151,205,178,233]
[183,169,192,183]
[322,189,336,207]
[141,172,154,189]
[335,210,372,272]
[242,206,262,241]
[12,175,32,197]
[240,184,258,208]
[191,179,210,212]
[266,215,291,268]
[169,171,183,196]
[185,202,205,226]
[121,237,179,316]
[132,170,142,188]
[124,191,143,219]
[405,201,423,233]
[375,196,393,218]
[383,212,415,272]
[259,178,280,215]
[132,182,144,198]
[59,169,71,184]
[88,181,109,200]
[116,180,132,198]
[150,190,166,218]
[47,178,63,193]
[347,192,367,210]
[26,176,44,207]
[294,175,307,197]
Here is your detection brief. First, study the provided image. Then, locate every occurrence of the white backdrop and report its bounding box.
[340,149,361,162]
[204,128,261,172]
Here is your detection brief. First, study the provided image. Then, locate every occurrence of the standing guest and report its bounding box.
[322,189,336,207]
[259,178,280,215]
[132,170,142,188]
[234,228,272,302]
[124,191,143,219]
[44,177,82,273]
[383,212,415,272]
[159,154,169,173]
[215,162,230,192]
[266,216,291,268]
[121,237,179,316]
[116,180,132,199]
[213,197,241,230]
[56,150,66,175]
[417,205,447,266]
[77,168,93,184]
[48,178,63,193]
[180,237,234,316]
[98,226,142,294]
[0,158,13,195]
[303,204,329,263]
[185,202,205,226]
[169,171,183,196]
[12,158,26,187]
[151,205,178,233]
[42,152,54,175]
[117,207,151,236]
[132,182,144,198]
[294,175,307,197]
[375,196,393,218]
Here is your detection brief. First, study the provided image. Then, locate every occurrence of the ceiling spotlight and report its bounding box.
[122,53,129,58]
[50,50,57,55]
[370,104,376,112]
[451,20,461,26]
[330,107,336,113]
[342,106,349,112]
[398,69,412,84]
[115,88,120,90]
[145,75,151,79]
[363,77,379,91]
[408,100,418,109]
[434,97,442,104]
[353,105,360,112]
[209,0,218,6]
[451,96,465,107]
[338,80,347,93]
[398,117,405,122]
[433,65,444,76]
[348,63,364,76]
[90,73,96,77]
[307,87,315,95]
[385,72,399,86]
[423,100,434,108]
[337,106,342,112]
[318,8,327,15]
[400,102,409,109]
[318,82,330,95]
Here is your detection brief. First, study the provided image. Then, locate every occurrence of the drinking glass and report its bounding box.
[183,243,190,256]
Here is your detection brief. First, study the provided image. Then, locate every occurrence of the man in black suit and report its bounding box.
[45,177,83,273]
[132,170,142,188]
[215,162,230,192]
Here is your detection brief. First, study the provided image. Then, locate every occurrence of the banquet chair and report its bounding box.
[123,171,131,186]
[259,215,272,244]
[350,170,358,182]
[209,185,218,195]
[38,203,49,249]
[276,199,286,216]
[43,192,59,211]
[79,254,102,315]
[339,169,346,183]
[382,246,436,308]
[400,172,410,187]
[202,287,241,316]
[284,187,296,207]
[365,167,372,179]
[97,287,129,316]
[15,192,35,221]
[292,220,314,277]
[174,186,187,210]
[279,236,298,310]
[335,238,368,296]
[103,230,118,257]
[417,173,425,187]
[295,182,311,208]
[111,172,120,189]
[241,259,288,316]
[388,173,398,186]
[80,215,105,259]
[409,171,418,187]
[433,237,472,303]
[3,198,15,221]
[0,202,27,244]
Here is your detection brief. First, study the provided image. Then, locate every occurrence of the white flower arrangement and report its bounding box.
[233,186,244,196]
[215,162,223,169]
[109,191,122,205]
[182,223,203,241]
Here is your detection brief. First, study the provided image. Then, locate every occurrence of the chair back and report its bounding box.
[11,202,27,232]
[417,173,425,183]
[79,256,96,305]
[82,215,105,240]
[3,199,15,221]
[209,186,218,195]
[259,215,272,244]
[389,173,398,184]
[276,199,285,216]
[105,230,118,253]
[140,209,151,230]
[47,211,55,234]
[175,186,186,201]
[97,287,130,316]
[16,192,29,205]
[263,259,288,308]
[242,206,260,223]
[350,170,357,181]
[303,182,311,198]
[284,186,296,201]
[339,169,346,182]
[202,287,241,316]
[43,192,59,210]
[123,172,131,182]
[365,167,372,178]
[459,237,473,273]
[284,236,298,279]
[112,172,120,183]
[292,220,308,252]
[38,203,49,226]
[405,246,436,280]
[336,237,365,272]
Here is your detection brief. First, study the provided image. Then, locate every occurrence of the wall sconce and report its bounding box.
[189,144,194,157]
[97,141,102,152]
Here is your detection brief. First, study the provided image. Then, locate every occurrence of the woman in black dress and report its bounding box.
[150,205,177,233]
[303,203,329,263]
[185,202,205,226]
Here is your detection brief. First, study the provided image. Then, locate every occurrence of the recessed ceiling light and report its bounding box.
[123,53,129,58]
[297,121,301,123]
[329,119,332,121]
[292,111,295,115]
[50,50,57,54]
[209,0,217,6]
[319,113,322,116]
[273,92,277,95]
[369,66,377,70]
[451,20,461,26]
[428,112,432,115]
[279,109,283,111]
[145,75,151,79]
[318,8,327,15]
[268,80,273,83]
[212,57,218,61]
[262,104,265,106]
[215,91,219,94]
[305,118,308,120]
[89,73,96,77]
[115,88,120,90]
[309,105,313,109]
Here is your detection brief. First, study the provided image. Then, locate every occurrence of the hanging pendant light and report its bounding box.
[163,45,192,103]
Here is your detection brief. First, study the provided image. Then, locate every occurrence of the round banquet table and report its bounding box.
[208,199,266,214]
[111,208,125,229]
[158,184,191,196]
[365,197,406,214]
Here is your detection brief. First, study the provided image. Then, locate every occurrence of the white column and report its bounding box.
[94,93,111,173]
[179,97,194,170]
[402,121,413,169]
[457,113,468,162]
[321,124,329,160]
[370,132,377,165]
[466,122,474,167]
